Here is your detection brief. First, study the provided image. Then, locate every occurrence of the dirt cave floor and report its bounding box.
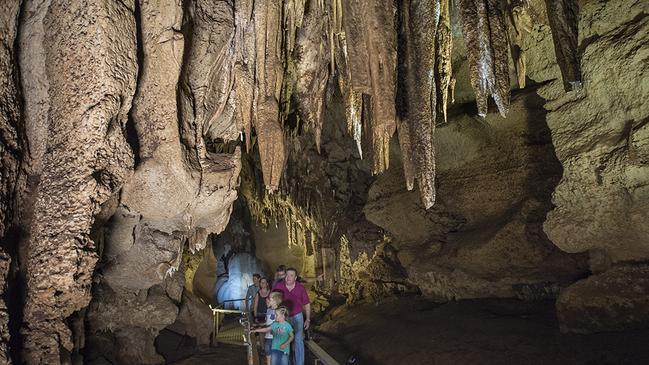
[313,297,649,365]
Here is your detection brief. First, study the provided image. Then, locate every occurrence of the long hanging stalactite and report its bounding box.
[397,0,440,209]
[456,0,511,117]
[544,0,581,91]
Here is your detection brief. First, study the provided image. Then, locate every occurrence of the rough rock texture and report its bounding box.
[397,0,440,208]
[20,1,138,363]
[543,4,649,267]
[557,264,649,334]
[456,0,510,117]
[544,0,581,91]
[0,251,11,364]
[1,0,646,361]
[293,0,330,150]
[505,0,532,89]
[86,0,241,362]
[0,1,22,361]
[167,291,214,348]
[543,1,649,333]
[366,88,588,300]
[86,278,183,364]
[340,0,398,175]
[339,240,419,304]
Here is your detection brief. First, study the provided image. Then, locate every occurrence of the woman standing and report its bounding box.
[253,277,271,322]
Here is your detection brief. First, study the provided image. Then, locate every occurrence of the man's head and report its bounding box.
[252,273,261,286]
[275,265,287,280]
[267,291,284,309]
[285,267,298,286]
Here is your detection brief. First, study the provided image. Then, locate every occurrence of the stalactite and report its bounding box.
[293,0,330,152]
[506,0,532,88]
[398,0,439,209]
[332,1,364,158]
[544,0,581,91]
[254,0,286,192]
[233,0,256,152]
[457,0,510,117]
[436,0,453,124]
[340,0,397,174]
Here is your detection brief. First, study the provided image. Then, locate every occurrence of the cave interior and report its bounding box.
[1,0,649,364]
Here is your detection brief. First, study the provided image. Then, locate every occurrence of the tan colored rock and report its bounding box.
[21,1,138,362]
[0,0,22,361]
[366,89,587,300]
[87,0,240,362]
[0,250,11,364]
[169,291,214,347]
[543,8,649,266]
[541,1,649,333]
[557,264,649,333]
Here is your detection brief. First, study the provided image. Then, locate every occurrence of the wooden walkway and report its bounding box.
[211,311,339,365]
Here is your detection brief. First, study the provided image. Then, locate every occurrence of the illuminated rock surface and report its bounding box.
[0,0,647,363]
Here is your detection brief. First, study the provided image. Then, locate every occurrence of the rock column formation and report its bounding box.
[86,0,241,363]
[0,0,22,361]
[20,1,138,363]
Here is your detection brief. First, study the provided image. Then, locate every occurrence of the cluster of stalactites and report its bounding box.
[230,0,453,208]
[233,0,579,209]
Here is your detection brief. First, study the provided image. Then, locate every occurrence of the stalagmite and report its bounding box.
[544,0,581,91]
[436,0,453,124]
[398,0,440,209]
[456,0,510,117]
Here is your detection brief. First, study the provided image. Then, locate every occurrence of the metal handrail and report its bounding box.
[209,303,259,365]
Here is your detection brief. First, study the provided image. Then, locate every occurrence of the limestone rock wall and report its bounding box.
[543,2,649,268]
[0,0,22,361]
[366,88,588,301]
[19,1,138,363]
[543,0,649,333]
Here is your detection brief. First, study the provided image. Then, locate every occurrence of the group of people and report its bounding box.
[245,265,313,365]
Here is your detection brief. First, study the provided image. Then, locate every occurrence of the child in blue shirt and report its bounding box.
[253,305,294,365]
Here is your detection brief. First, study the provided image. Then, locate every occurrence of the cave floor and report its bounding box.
[315,297,649,365]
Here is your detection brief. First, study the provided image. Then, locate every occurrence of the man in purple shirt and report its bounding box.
[272,267,310,365]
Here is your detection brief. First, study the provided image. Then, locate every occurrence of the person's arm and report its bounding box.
[279,331,295,350]
[253,293,259,318]
[303,303,311,330]
[252,326,272,334]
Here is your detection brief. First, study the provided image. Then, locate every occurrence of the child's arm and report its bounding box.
[252,326,272,334]
[279,331,294,350]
